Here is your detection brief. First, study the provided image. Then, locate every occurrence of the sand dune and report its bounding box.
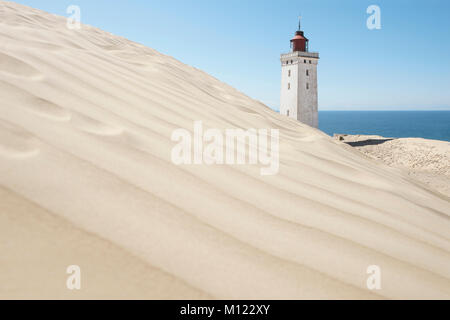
[0,1,449,299]
[336,135,450,198]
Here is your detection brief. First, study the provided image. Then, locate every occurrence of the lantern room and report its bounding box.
[290,17,309,52]
[291,30,309,52]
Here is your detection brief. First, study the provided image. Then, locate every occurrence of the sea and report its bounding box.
[319,111,450,142]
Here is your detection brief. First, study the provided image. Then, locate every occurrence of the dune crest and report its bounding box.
[0,1,449,299]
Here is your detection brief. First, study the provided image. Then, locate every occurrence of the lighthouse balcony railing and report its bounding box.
[280,51,319,59]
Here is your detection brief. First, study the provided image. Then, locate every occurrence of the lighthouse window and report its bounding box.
[306,83,309,90]
[290,60,293,64]
[287,110,290,117]
[304,59,306,63]
[309,60,312,64]
[306,70,309,76]
[288,83,291,90]
[288,70,291,77]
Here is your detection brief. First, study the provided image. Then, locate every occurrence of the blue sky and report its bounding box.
[12,0,450,111]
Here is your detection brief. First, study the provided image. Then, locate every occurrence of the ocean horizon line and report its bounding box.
[318,109,450,112]
[269,108,450,113]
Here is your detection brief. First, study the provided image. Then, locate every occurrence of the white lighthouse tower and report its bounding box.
[280,18,319,128]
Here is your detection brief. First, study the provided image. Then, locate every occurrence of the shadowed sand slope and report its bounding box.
[0,1,449,299]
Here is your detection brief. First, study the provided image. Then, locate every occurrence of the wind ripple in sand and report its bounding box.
[27,98,71,121]
[0,33,59,52]
[0,120,39,158]
[71,113,124,136]
[0,51,43,80]
[0,80,71,121]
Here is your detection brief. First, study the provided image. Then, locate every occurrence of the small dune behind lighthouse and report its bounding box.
[0,1,449,299]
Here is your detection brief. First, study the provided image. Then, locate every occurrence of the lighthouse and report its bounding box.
[280,18,319,128]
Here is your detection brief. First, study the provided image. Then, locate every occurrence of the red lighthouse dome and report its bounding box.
[290,18,309,52]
